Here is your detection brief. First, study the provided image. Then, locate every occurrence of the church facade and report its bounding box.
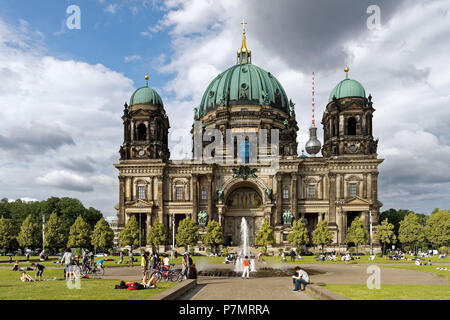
[114,28,383,250]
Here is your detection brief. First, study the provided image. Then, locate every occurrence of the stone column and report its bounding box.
[371,172,379,224]
[118,176,126,226]
[186,177,190,201]
[146,212,151,235]
[156,176,164,223]
[275,173,282,225]
[207,174,213,220]
[298,174,303,199]
[290,173,298,220]
[192,174,198,223]
[125,177,131,202]
[328,173,336,224]
[130,121,135,141]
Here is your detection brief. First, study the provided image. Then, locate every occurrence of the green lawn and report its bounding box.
[2,254,449,268]
[0,269,176,300]
[323,284,450,300]
[380,265,450,281]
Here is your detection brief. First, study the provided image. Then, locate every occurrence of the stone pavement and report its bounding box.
[179,276,313,300]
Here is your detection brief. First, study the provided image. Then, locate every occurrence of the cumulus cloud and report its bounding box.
[124,54,142,62]
[36,170,94,192]
[0,17,134,215]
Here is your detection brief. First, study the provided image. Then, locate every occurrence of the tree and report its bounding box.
[398,213,425,254]
[0,218,18,252]
[202,220,224,253]
[287,218,309,248]
[375,218,396,256]
[425,209,450,247]
[119,216,140,249]
[91,217,114,252]
[176,218,199,250]
[312,220,333,253]
[255,221,275,250]
[147,220,167,252]
[44,213,67,253]
[17,215,41,250]
[379,208,411,241]
[345,217,368,254]
[67,216,92,249]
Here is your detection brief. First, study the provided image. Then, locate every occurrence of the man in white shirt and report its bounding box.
[163,255,170,270]
[292,266,310,291]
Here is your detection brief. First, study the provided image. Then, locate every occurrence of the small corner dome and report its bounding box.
[129,86,164,107]
[328,78,366,102]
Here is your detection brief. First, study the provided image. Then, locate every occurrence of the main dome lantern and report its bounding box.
[196,21,290,118]
[328,67,366,103]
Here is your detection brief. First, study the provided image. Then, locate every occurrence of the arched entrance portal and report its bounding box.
[223,183,265,247]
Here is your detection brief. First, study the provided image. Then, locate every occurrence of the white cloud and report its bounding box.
[36,171,94,192]
[104,4,118,14]
[124,54,141,62]
[0,17,134,215]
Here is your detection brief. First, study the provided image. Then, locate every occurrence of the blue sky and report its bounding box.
[0,0,449,217]
[0,0,171,91]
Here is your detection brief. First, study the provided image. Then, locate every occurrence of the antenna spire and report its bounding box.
[312,72,315,126]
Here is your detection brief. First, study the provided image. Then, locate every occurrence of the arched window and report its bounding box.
[240,140,250,164]
[347,117,357,136]
[137,123,147,141]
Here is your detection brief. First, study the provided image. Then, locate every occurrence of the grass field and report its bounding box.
[1,254,449,267]
[322,284,450,300]
[0,268,176,300]
[380,265,450,281]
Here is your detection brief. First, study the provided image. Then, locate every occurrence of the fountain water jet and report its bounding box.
[234,217,256,273]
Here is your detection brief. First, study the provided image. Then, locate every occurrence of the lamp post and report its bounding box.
[369,208,373,256]
[171,213,175,260]
[42,215,45,254]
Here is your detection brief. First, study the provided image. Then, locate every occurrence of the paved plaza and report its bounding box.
[97,262,449,300]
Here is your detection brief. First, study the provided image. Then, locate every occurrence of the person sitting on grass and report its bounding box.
[141,273,158,289]
[292,266,310,291]
[20,271,35,282]
[31,263,46,281]
[427,260,432,266]
[12,260,20,271]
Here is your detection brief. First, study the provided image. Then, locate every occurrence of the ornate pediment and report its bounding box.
[345,175,362,181]
[232,166,257,180]
[344,196,370,206]
[127,198,153,208]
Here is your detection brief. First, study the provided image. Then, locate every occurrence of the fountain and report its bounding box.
[234,217,257,273]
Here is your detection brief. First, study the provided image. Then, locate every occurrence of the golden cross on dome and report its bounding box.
[241,18,247,35]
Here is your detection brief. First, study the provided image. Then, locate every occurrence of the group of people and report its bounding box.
[12,260,46,282]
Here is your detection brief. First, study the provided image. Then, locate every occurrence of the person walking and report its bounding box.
[118,251,123,264]
[241,256,250,279]
[26,252,30,262]
[128,251,134,267]
[141,251,149,283]
[182,254,188,280]
[290,250,296,262]
[60,248,73,280]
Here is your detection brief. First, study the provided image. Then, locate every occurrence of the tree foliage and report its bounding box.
[312,220,333,253]
[425,209,450,247]
[345,217,368,253]
[176,218,199,249]
[398,213,425,254]
[17,215,41,249]
[91,217,114,252]
[375,218,396,255]
[287,218,309,247]
[255,221,275,249]
[119,216,140,248]
[202,220,224,252]
[0,218,18,251]
[44,212,67,252]
[67,216,92,249]
[147,220,167,250]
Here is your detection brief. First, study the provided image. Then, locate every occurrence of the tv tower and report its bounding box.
[305,72,322,156]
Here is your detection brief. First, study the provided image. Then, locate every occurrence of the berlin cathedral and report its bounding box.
[114,25,383,250]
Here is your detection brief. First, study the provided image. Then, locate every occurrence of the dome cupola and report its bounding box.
[129,74,164,107]
[328,67,366,102]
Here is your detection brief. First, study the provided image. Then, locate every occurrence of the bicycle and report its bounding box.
[80,261,105,276]
[150,264,182,282]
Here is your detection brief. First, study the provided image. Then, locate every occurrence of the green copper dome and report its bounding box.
[198,64,290,117]
[130,86,164,107]
[328,78,366,102]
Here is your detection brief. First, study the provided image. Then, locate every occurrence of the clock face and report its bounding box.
[138,150,145,156]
